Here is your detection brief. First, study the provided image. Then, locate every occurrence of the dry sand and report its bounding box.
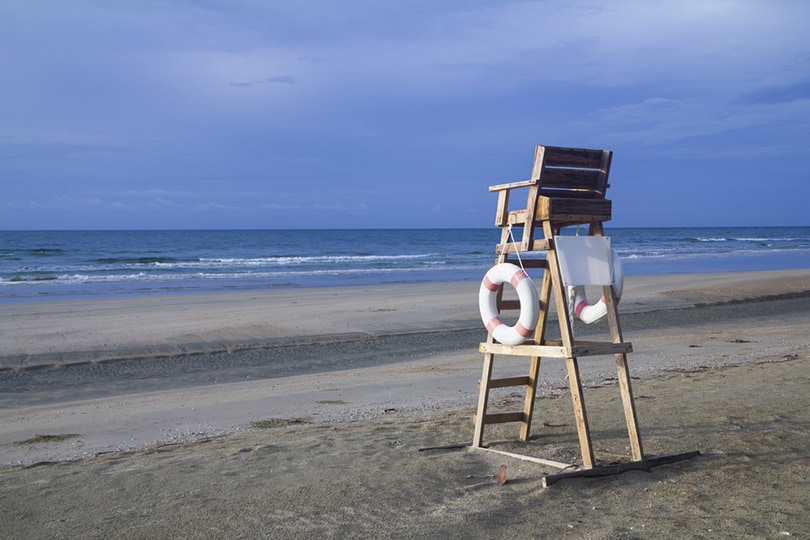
[1,270,810,538]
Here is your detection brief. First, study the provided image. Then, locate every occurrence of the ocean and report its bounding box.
[1,227,809,302]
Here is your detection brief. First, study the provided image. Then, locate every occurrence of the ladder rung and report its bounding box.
[478,376,532,389]
[480,341,567,358]
[514,258,548,269]
[496,240,551,254]
[498,299,520,310]
[483,412,526,425]
[574,341,633,356]
[479,340,633,358]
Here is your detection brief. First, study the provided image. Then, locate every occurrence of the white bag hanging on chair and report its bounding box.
[554,236,613,286]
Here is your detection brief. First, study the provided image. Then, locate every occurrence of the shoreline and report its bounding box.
[3,268,810,370]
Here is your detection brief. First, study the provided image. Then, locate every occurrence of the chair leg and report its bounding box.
[519,267,552,441]
[616,352,644,460]
[473,352,495,447]
[603,284,644,461]
[566,356,595,469]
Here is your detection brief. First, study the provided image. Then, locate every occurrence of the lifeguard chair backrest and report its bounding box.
[532,146,612,199]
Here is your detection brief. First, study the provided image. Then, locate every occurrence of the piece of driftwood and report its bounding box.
[417,442,471,452]
[541,451,701,487]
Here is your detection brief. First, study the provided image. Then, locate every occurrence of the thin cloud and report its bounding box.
[230,75,295,88]
[0,128,131,147]
[263,202,369,214]
[735,80,810,105]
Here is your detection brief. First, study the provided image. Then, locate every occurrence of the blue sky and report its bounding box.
[2,1,809,230]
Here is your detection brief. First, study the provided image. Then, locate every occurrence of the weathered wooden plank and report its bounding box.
[495,240,551,254]
[521,149,546,251]
[479,341,568,357]
[571,342,633,356]
[616,352,644,460]
[506,209,528,225]
[539,189,603,200]
[475,447,572,470]
[602,282,644,461]
[540,168,602,192]
[510,258,548,268]
[548,216,612,228]
[497,299,520,311]
[487,375,532,389]
[478,341,632,358]
[535,197,612,222]
[482,411,526,424]
[565,355,595,469]
[473,351,496,448]
[596,150,613,194]
[542,146,607,169]
[520,354,542,441]
[489,179,536,192]
[494,190,510,226]
[495,240,523,254]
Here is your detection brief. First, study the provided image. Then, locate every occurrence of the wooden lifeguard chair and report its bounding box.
[472,145,697,486]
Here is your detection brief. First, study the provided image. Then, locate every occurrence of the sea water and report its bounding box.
[1,227,809,302]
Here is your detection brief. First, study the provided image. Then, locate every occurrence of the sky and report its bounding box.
[2,0,809,230]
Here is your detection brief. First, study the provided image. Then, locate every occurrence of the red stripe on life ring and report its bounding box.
[485,316,503,334]
[515,321,533,338]
[509,269,528,288]
[482,275,500,292]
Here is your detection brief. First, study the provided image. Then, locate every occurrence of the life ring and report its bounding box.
[479,263,539,346]
[568,249,624,325]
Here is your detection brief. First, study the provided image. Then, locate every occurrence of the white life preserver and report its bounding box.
[568,249,624,325]
[479,263,539,346]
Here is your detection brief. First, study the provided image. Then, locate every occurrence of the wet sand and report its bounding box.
[1,270,810,538]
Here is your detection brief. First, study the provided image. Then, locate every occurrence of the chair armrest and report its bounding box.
[488,179,537,192]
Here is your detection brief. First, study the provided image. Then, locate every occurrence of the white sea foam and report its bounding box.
[2,228,809,299]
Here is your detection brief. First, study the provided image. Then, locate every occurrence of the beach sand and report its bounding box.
[1,270,809,538]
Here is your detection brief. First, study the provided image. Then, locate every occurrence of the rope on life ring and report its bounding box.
[479,263,539,346]
[567,248,624,325]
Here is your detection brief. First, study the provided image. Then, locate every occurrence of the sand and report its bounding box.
[1,270,810,538]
